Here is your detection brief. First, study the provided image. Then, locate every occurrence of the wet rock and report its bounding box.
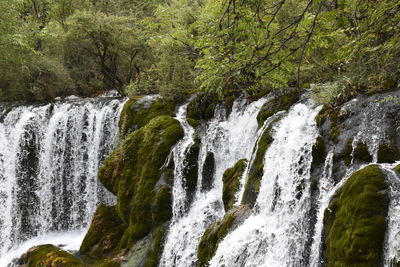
[222,159,248,211]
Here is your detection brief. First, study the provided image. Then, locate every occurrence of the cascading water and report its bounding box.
[209,103,321,267]
[0,94,125,264]
[160,97,267,266]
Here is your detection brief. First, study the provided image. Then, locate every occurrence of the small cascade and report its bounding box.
[308,149,334,266]
[382,165,400,266]
[209,103,321,267]
[0,95,125,259]
[160,97,267,267]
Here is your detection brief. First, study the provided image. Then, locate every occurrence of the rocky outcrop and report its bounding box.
[17,245,84,267]
[81,115,184,265]
[323,165,389,267]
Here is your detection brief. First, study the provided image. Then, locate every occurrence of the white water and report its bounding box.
[209,103,321,267]
[308,149,334,267]
[382,165,400,266]
[0,95,125,262]
[160,97,267,266]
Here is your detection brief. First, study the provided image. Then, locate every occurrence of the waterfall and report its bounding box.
[160,97,267,266]
[209,103,321,267]
[382,165,400,266]
[0,95,125,262]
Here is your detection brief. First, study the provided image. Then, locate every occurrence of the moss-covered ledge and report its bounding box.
[197,205,251,267]
[323,165,389,267]
[18,244,84,267]
[222,159,247,211]
[119,95,175,137]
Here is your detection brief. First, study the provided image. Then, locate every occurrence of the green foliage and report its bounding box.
[323,165,389,267]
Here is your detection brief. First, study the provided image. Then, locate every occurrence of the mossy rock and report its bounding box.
[119,96,174,137]
[312,136,326,168]
[256,89,300,127]
[80,204,126,259]
[377,143,400,163]
[394,164,400,173]
[201,152,215,192]
[328,110,341,144]
[98,115,183,251]
[20,244,84,267]
[222,159,248,211]
[241,115,282,207]
[342,139,372,166]
[323,165,389,267]
[187,118,200,128]
[187,93,220,121]
[316,105,330,126]
[197,205,251,267]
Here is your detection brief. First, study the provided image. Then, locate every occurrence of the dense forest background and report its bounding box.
[0,0,399,103]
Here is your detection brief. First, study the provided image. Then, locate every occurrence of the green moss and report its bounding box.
[143,225,168,267]
[329,110,340,144]
[97,115,183,252]
[241,116,282,206]
[23,244,84,267]
[312,136,326,168]
[80,204,126,259]
[323,165,389,267]
[315,105,329,126]
[256,90,300,127]
[119,96,175,137]
[394,164,400,173]
[222,159,248,211]
[377,143,400,163]
[197,206,249,267]
[187,118,200,128]
[187,93,220,121]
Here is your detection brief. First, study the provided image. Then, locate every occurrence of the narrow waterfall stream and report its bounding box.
[209,103,321,267]
[0,95,125,264]
[160,97,267,266]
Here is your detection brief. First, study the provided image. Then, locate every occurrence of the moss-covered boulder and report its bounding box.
[80,204,126,259]
[97,115,183,253]
[256,89,300,127]
[19,245,84,267]
[197,205,251,267]
[377,143,400,163]
[119,96,174,137]
[394,164,400,173]
[323,165,389,267]
[222,159,247,211]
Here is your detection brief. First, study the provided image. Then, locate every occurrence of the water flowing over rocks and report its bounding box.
[3,89,400,267]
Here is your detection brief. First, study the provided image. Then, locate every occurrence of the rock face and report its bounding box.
[197,205,251,267]
[18,245,84,267]
[323,165,389,267]
[81,112,184,265]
